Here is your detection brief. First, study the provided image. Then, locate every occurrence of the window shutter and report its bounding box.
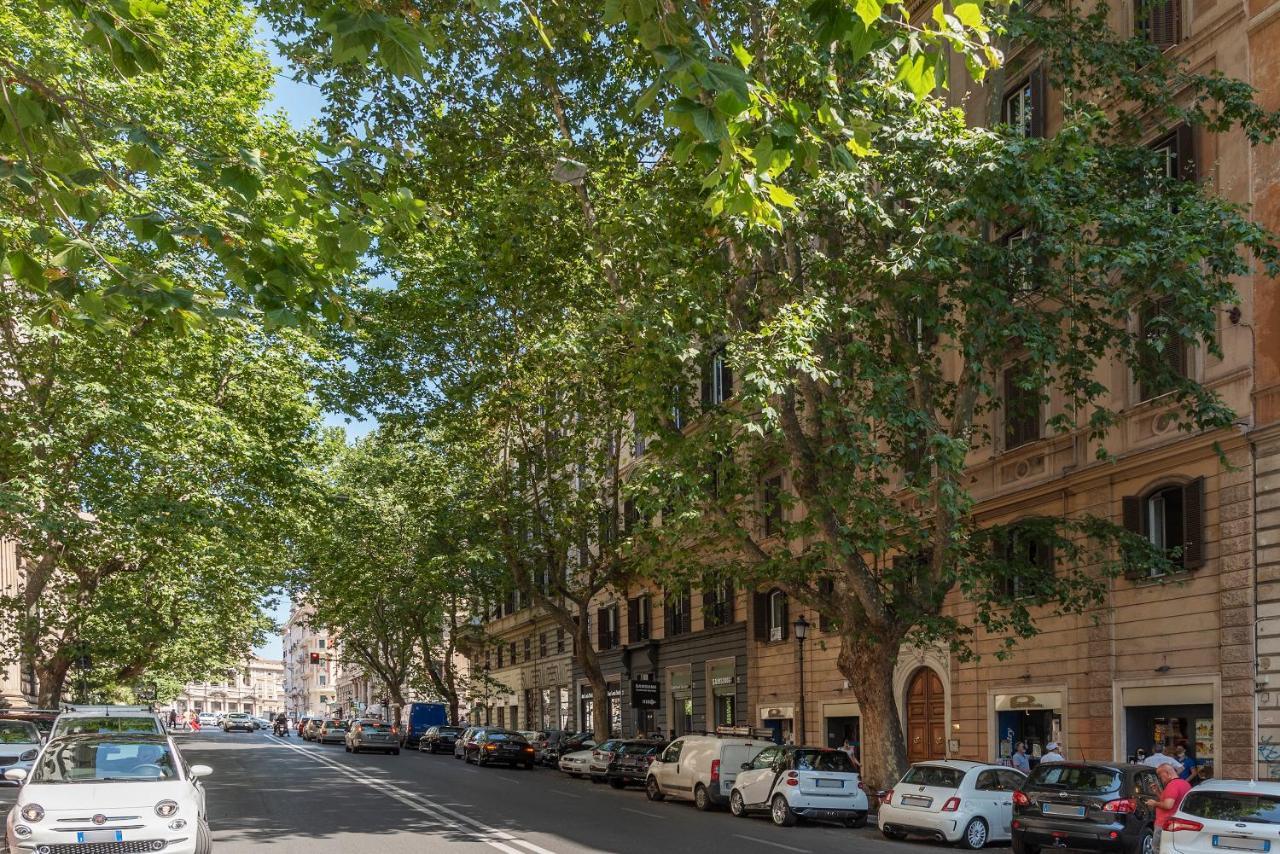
[723,581,734,623]
[1182,477,1205,569]
[1122,495,1144,579]
[1037,533,1056,575]
[628,598,639,644]
[596,608,606,649]
[1175,123,1196,181]
[1146,0,1180,49]
[778,594,789,641]
[1029,66,1047,139]
[701,355,715,409]
[720,356,734,401]
[754,591,769,642]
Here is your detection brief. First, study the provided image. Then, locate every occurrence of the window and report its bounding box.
[1002,227,1039,295]
[539,632,548,658]
[666,590,691,637]
[702,580,735,628]
[485,650,492,671]
[992,521,1056,599]
[1003,361,1042,450]
[597,603,619,651]
[318,639,326,649]
[1122,478,1205,575]
[624,498,641,535]
[1152,125,1194,182]
[556,628,565,654]
[628,595,651,643]
[319,675,327,686]
[1002,68,1045,138]
[634,418,647,457]
[508,641,517,663]
[523,637,531,662]
[701,348,734,408]
[817,578,838,632]
[1137,299,1188,401]
[671,386,687,432]
[763,475,784,538]
[497,645,504,668]
[755,589,789,642]
[1135,0,1179,48]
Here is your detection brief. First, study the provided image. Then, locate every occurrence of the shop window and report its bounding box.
[1003,359,1042,451]
[754,589,789,642]
[763,475,784,538]
[701,347,734,409]
[1135,0,1180,49]
[1136,299,1189,401]
[1122,478,1205,574]
[628,595,651,643]
[702,579,735,628]
[666,590,691,636]
[597,603,619,651]
[1002,68,1046,138]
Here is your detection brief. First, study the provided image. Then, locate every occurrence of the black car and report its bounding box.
[1012,762,1161,854]
[419,725,465,754]
[546,731,594,764]
[605,740,667,789]
[468,730,537,768]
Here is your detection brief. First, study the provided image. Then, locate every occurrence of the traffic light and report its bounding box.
[309,652,320,665]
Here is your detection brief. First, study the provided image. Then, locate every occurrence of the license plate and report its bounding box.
[1042,804,1087,818]
[816,779,844,789]
[78,830,124,843]
[1214,837,1270,852]
[902,795,932,807]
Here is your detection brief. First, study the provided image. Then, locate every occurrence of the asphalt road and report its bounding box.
[2,730,1011,854]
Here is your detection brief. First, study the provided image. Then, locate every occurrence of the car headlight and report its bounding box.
[155,800,180,817]
[19,749,37,761]
[20,803,44,822]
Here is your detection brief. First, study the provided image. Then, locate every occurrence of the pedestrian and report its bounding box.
[840,738,862,771]
[190,712,201,733]
[1135,748,1147,763]
[1144,762,1192,851]
[168,709,177,730]
[1173,745,1197,780]
[1143,744,1184,774]
[1041,741,1065,763]
[1011,741,1031,773]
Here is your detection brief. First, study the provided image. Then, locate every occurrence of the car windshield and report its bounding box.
[1181,791,1280,825]
[0,720,39,743]
[441,727,464,734]
[902,765,965,789]
[488,733,523,743]
[32,738,177,783]
[55,717,160,736]
[1028,765,1121,794]
[795,750,857,773]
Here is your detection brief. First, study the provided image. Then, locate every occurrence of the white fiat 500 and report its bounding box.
[1160,779,1280,854]
[730,745,870,827]
[879,759,1027,849]
[4,732,213,854]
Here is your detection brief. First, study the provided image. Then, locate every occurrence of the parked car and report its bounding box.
[645,734,772,811]
[0,709,57,737]
[731,745,870,828]
[222,712,255,733]
[1010,762,1157,854]
[1161,779,1280,854]
[587,739,627,782]
[402,702,448,749]
[419,725,465,754]
[198,712,219,727]
[559,746,594,778]
[50,705,166,739]
[531,730,565,765]
[881,760,1026,848]
[317,720,350,745]
[605,740,667,790]
[454,726,497,760]
[3,732,212,853]
[296,716,312,737]
[467,730,536,768]
[546,731,595,766]
[346,719,400,755]
[0,718,43,786]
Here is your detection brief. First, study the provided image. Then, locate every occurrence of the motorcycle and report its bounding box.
[273,720,289,737]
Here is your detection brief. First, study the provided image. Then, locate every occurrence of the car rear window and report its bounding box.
[1181,792,1280,825]
[327,721,348,728]
[620,743,661,756]
[364,724,394,732]
[1028,765,1121,794]
[440,727,464,734]
[489,733,525,742]
[796,750,856,773]
[902,765,965,789]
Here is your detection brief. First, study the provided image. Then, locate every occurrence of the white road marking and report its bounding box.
[620,807,663,819]
[266,735,559,854]
[551,789,583,799]
[732,834,812,854]
[497,774,520,783]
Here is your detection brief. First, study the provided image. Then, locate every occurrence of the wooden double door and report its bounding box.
[906,667,946,763]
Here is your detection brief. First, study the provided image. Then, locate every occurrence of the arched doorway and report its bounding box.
[906,667,946,762]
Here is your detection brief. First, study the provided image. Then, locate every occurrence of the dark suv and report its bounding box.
[605,740,667,789]
[1012,762,1161,854]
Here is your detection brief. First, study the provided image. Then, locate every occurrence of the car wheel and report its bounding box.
[591,774,605,784]
[730,789,748,818]
[1011,837,1039,854]
[524,763,534,770]
[1138,829,1154,854]
[695,784,713,812]
[882,827,909,841]
[846,811,868,829]
[770,794,796,827]
[960,817,989,850]
[478,754,488,767]
[393,750,400,756]
[646,776,665,802]
[609,778,625,789]
[569,772,581,778]
[194,819,213,854]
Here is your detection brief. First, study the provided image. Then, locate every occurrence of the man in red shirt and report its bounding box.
[1145,762,1192,851]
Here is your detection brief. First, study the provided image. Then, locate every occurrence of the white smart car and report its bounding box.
[879,759,1026,849]
[1160,778,1280,854]
[4,732,213,854]
[730,744,870,827]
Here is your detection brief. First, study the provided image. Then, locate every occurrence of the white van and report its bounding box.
[645,733,772,810]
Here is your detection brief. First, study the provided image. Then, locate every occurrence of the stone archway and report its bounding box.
[905,667,946,763]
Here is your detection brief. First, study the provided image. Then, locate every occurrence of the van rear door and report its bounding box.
[719,742,768,800]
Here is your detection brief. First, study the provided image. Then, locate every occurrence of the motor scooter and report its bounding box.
[273,720,289,737]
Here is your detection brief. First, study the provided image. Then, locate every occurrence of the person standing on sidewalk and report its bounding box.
[1011,742,1031,773]
[1145,763,1192,851]
[1041,741,1065,763]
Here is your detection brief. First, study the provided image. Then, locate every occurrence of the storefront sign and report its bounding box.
[760,705,795,720]
[606,685,623,699]
[995,691,1063,712]
[631,680,660,709]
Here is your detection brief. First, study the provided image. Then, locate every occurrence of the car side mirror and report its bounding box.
[189,765,213,779]
[4,767,28,783]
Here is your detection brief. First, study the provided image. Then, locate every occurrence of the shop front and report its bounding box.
[631,674,659,736]
[990,689,1064,766]
[758,704,795,745]
[708,658,737,728]
[668,666,694,736]
[578,680,623,737]
[1116,681,1217,769]
[822,701,861,751]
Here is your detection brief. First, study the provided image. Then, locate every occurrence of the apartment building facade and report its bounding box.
[281,605,336,719]
[171,656,284,717]
[0,538,31,708]
[473,589,576,732]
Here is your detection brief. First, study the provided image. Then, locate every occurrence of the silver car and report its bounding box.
[0,719,42,785]
[346,720,400,755]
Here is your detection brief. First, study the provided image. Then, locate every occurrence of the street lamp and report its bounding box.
[793,615,810,745]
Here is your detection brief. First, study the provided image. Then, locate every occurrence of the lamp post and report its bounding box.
[793,615,809,745]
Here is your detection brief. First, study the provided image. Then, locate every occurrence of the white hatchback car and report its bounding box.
[559,747,594,777]
[1161,779,1280,854]
[4,731,213,853]
[879,759,1027,849]
[731,745,870,827]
